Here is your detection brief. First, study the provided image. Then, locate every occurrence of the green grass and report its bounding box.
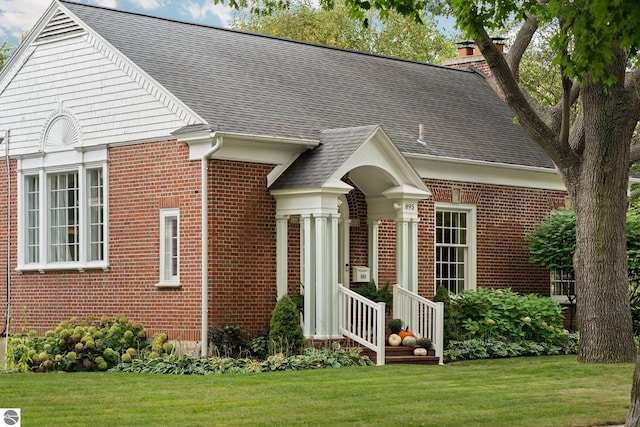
[0,355,633,426]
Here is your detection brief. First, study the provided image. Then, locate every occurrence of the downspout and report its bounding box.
[2,131,9,365]
[201,133,222,357]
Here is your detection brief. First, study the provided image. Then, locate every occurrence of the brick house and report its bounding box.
[0,0,570,359]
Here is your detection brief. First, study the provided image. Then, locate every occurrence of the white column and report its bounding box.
[408,218,419,294]
[314,214,328,339]
[301,214,314,338]
[276,215,289,299]
[396,218,410,289]
[368,219,380,286]
[328,213,340,338]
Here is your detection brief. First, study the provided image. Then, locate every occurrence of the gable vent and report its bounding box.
[35,11,84,43]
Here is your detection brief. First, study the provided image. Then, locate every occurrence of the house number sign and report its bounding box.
[404,203,417,212]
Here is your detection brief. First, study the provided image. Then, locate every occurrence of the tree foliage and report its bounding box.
[232,0,455,63]
[0,40,14,70]
[528,209,640,272]
[527,208,576,272]
[518,26,563,108]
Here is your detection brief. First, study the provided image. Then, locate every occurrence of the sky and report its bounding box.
[0,0,458,50]
[0,0,236,46]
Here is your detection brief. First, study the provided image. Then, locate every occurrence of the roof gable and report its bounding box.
[0,1,209,154]
[272,125,429,197]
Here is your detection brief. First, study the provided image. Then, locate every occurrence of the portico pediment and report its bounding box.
[270,125,430,214]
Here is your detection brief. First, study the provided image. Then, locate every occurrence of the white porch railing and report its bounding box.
[393,285,444,365]
[338,284,386,366]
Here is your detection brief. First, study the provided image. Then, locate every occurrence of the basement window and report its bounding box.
[550,269,575,303]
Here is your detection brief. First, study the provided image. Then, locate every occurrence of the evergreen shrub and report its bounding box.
[268,295,305,356]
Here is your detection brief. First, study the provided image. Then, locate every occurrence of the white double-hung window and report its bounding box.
[158,208,179,286]
[18,160,108,271]
[434,204,476,295]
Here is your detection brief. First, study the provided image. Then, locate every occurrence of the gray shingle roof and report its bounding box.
[271,125,379,189]
[61,0,554,169]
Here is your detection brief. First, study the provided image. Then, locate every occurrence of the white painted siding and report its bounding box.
[0,34,199,156]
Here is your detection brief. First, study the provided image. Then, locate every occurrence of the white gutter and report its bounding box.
[211,131,318,148]
[201,133,223,358]
[404,151,558,174]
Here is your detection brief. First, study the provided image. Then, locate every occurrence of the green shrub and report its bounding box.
[353,280,393,314]
[451,288,568,346]
[415,337,433,350]
[5,316,171,372]
[444,333,579,362]
[110,342,371,375]
[208,325,247,358]
[527,208,576,272]
[248,331,270,359]
[630,273,640,336]
[433,286,457,348]
[529,209,640,335]
[268,295,305,356]
[387,318,403,334]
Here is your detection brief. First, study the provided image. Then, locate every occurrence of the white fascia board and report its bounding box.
[366,196,397,221]
[407,153,566,191]
[181,130,319,162]
[271,185,353,216]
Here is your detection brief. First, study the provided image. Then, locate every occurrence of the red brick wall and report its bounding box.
[2,142,279,340]
[208,160,278,336]
[0,159,16,335]
[346,189,369,284]
[423,179,566,297]
[3,141,205,339]
[286,220,301,296]
[337,179,565,299]
[2,140,566,340]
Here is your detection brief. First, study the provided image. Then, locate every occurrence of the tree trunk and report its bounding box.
[569,79,636,364]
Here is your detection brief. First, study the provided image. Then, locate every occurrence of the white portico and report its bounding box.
[270,125,430,340]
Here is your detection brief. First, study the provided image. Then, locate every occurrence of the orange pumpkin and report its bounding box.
[398,330,415,340]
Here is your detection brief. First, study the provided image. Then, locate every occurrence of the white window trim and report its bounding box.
[156,208,180,288]
[17,150,109,272]
[434,203,477,294]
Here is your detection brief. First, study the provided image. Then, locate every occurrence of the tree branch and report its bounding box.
[627,67,640,98]
[549,82,580,132]
[568,107,585,155]
[474,30,578,170]
[507,15,538,79]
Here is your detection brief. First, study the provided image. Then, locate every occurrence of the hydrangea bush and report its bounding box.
[443,288,576,362]
[6,315,172,372]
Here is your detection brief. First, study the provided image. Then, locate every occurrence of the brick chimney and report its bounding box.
[443,37,507,76]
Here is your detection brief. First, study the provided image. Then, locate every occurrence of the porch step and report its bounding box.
[358,345,440,365]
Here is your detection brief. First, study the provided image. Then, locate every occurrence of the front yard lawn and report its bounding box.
[0,355,633,426]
